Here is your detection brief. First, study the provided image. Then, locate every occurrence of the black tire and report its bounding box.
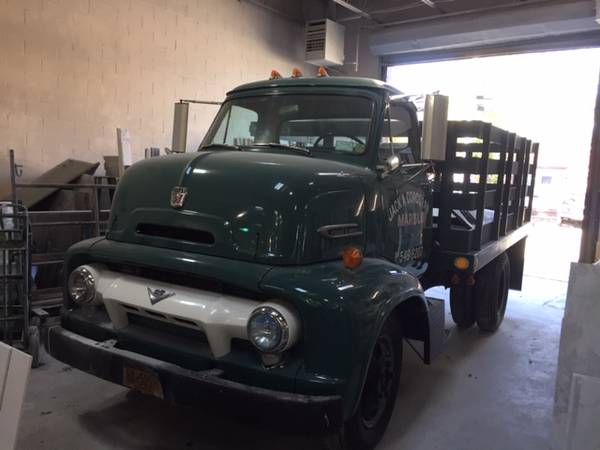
[342,318,402,450]
[450,283,476,328]
[475,253,510,332]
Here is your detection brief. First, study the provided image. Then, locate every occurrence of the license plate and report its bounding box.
[123,366,164,399]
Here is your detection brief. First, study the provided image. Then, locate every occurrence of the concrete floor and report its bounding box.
[16,273,566,450]
[16,223,575,450]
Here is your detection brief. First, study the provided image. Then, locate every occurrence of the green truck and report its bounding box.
[47,75,538,449]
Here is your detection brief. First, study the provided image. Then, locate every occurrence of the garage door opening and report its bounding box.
[386,48,600,299]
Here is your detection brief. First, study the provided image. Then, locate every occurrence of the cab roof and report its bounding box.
[228,76,403,96]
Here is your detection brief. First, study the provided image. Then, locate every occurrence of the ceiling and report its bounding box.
[245,0,581,28]
[332,0,537,26]
[244,0,600,63]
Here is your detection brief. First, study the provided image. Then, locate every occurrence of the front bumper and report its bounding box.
[47,326,343,429]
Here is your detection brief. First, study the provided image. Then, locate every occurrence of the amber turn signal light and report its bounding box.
[453,256,470,270]
[343,247,363,269]
[270,70,282,80]
[291,67,303,78]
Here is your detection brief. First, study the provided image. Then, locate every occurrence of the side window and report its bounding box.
[379,103,416,164]
[212,105,258,146]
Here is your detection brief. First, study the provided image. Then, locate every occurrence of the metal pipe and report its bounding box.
[24,204,30,334]
[15,183,117,189]
[370,0,559,29]
[332,0,372,18]
[179,99,222,105]
[420,0,446,14]
[9,149,17,204]
[354,27,360,72]
[92,186,100,236]
[29,221,110,227]
[29,209,111,215]
[337,0,455,22]
[30,259,63,266]
[332,0,381,23]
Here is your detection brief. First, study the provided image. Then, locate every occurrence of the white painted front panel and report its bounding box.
[90,265,261,357]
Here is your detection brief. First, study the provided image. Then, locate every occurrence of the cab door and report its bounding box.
[378,100,428,268]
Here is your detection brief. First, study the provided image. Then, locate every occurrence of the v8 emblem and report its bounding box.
[147,287,175,305]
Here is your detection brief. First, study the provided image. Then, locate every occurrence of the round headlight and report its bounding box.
[68,266,97,305]
[247,306,289,353]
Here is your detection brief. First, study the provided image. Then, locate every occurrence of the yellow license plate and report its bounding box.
[123,366,164,399]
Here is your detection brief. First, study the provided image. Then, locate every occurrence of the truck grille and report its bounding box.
[116,312,214,370]
[106,263,266,301]
[127,312,208,342]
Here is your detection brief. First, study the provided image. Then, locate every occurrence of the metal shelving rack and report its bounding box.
[8,150,117,317]
[0,201,39,366]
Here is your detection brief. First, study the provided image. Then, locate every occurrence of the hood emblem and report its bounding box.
[147,287,175,305]
[170,186,188,209]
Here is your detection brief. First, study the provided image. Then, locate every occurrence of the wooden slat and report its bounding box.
[438,124,458,249]
[490,125,509,144]
[517,140,532,226]
[500,133,516,236]
[525,143,539,223]
[490,128,509,241]
[473,123,492,250]
[455,142,504,154]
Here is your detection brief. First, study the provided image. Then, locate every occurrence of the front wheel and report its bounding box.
[342,318,402,450]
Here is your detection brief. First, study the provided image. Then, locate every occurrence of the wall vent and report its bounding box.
[305,19,345,66]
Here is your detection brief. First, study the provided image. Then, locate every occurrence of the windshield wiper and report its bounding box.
[200,143,242,151]
[248,142,312,157]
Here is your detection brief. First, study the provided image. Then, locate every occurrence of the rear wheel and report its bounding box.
[450,283,476,328]
[475,253,510,332]
[342,318,402,450]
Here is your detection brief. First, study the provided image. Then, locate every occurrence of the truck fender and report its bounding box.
[348,289,432,418]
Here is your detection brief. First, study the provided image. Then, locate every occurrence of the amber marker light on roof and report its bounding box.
[317,66,329,77]
[343,247,363,269]
[291,67,303,78]
[269,70,282,80]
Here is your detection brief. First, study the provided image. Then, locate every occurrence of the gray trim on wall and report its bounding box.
[382,30,600,72]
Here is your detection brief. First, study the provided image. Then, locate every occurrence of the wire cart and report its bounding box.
[0,202,40,367]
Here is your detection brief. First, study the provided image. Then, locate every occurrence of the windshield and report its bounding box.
[202,95,375,155]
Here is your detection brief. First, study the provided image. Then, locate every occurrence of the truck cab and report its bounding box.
[194,76,429,270]
[47,75,537,450]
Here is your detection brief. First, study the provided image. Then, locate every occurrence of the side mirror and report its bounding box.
[385,155,400,172]
[421,94,449,161]
[377,155,401,177]
[172,102,189,153]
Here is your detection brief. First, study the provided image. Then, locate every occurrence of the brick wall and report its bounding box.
[0,0,311,191]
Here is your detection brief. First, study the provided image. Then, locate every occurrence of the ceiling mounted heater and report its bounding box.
[305,19,345,66]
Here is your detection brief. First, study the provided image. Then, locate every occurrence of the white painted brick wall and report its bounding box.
[0,0,310,191]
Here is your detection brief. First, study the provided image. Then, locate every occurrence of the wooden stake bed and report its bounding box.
[430,120,539,277]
